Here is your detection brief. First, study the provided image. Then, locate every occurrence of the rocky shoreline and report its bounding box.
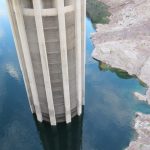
[92,0,150,149]
[125,113,150,150]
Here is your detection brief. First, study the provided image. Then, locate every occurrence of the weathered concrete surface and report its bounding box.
[125,113,150,150]
[92,0,150,149]
[7,0,85,125]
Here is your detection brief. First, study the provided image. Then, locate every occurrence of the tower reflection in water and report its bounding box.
[34,114,83,150]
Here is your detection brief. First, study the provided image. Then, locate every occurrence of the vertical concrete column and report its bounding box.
[32,0,56,126]
[56,0,71,123]
[6,0,35,113]
[75,0,82,115]
[12,0,43,122]
[81,0,86,105]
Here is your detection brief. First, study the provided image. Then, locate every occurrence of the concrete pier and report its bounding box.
[6,0,86,125]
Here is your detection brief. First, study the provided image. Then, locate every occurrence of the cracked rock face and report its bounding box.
[92,0,150,149]
[92,40,150,76]
[125,113,150,150]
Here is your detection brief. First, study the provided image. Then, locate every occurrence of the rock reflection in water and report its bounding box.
[34,115,83,150]
[99,62,134,79]
[98,61,148,87]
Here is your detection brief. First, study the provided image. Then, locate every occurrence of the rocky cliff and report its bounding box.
[92,0,150,103]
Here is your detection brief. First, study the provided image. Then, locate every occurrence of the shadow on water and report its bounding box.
[33,114,83,150]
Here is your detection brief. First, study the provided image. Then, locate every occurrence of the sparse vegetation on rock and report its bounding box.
[86,0,111,24]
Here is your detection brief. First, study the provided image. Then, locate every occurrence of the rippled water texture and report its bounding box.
[0,1,150,150]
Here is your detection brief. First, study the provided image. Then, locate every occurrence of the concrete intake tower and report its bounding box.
[6,0,86,125]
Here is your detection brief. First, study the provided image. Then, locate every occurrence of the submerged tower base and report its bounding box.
[7,0,86,125]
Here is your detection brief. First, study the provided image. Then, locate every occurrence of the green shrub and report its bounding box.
[86,0,111,24]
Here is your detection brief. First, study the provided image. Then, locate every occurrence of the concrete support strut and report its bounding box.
[6,0,35,113]
[81,0,86,105]
[56,0,71,123]
[75,0,82,116]
[33,0,56,126]
[12,0,43,122]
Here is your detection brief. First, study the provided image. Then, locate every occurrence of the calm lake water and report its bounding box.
[1,1,150,150]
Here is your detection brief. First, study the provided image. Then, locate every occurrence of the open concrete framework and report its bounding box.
[6,0,86,125]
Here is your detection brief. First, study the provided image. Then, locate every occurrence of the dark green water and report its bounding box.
[1,1,150,150]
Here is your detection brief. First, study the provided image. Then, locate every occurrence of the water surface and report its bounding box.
[0,1,150,150]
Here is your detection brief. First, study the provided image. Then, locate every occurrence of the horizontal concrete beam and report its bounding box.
[22,5,74,16]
